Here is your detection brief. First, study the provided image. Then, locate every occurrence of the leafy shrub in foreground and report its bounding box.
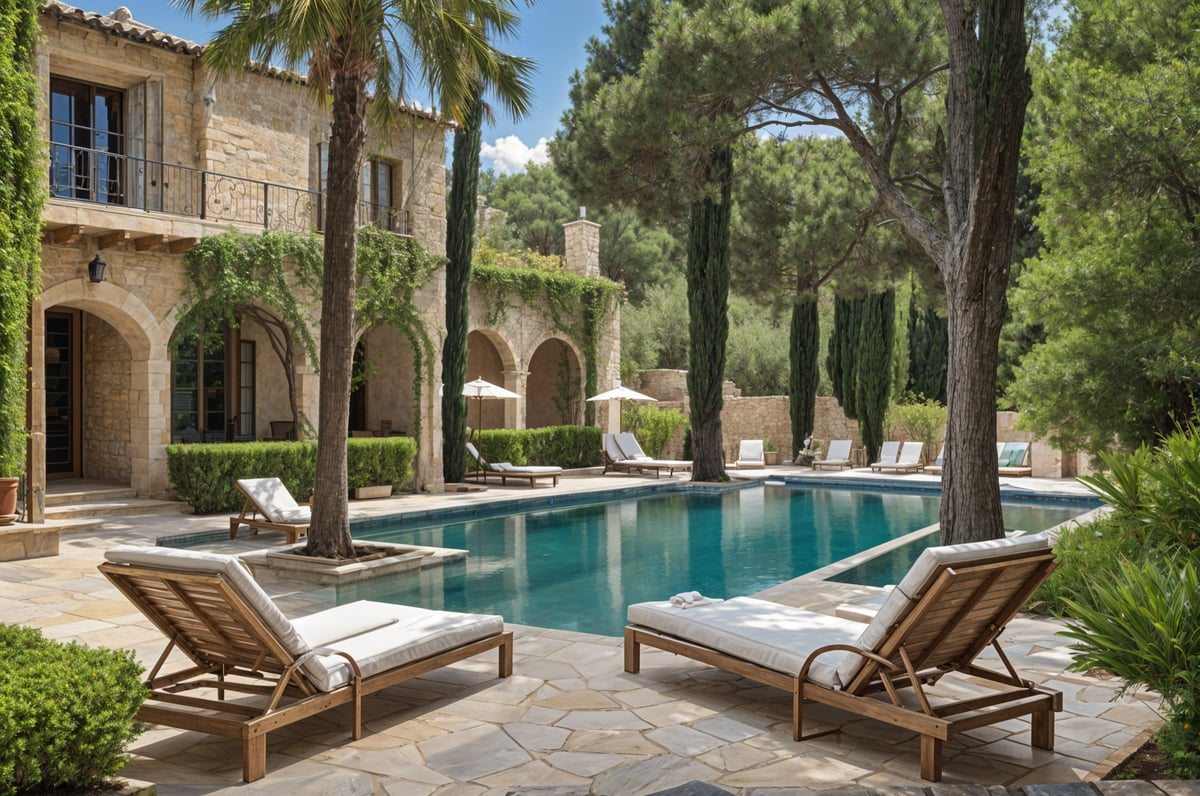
[1061,556,1200,778]
[1027,513,1147,616]
[0,623,147,793]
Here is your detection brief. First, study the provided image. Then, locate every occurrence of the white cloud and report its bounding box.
[480,135,550,174]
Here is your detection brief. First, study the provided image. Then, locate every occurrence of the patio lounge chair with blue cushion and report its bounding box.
[998,442,1032,477]
[615,431,692,478]
[872,441,925,473]
[735,439,765,469]
[466,442,561,487]
[230,477,310,543]
[868,440,903,471]
[99,545,512,782]
[624,533,1061,782]
[813,439,853,470]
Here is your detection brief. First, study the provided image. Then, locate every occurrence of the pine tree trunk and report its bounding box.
[442,93,483,484]
[789,295,819,458]
[937,0,1031,544]
[686,144,733,482]
[306,63,366,559]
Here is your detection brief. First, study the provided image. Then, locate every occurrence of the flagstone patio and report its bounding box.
[0,469,1181,794]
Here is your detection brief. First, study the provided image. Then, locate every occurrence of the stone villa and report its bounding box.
[26,2,618,520]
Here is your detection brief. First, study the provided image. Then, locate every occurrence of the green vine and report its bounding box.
[180,228,441,440]
[0,0,44,477]
[355,226,443,443]
[472,262,622,425]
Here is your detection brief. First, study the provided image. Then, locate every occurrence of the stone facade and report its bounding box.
[25,4,618,510]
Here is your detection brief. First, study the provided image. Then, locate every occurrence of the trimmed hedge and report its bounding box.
[168,437,416,513]
[0,623,146,793]
[476,425,602,468]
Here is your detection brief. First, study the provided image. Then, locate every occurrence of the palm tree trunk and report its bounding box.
[306,65,367,559]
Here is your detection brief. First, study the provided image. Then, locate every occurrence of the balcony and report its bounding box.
[44,142,409,247]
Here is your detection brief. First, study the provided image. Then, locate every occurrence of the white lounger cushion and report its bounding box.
[105,545,503,692]
[293,602,504,690]
[237,477,311,524]
[854,532,1052,653]
[628,533,1053,690]
[493,462,561,474]
[627,597,865,688]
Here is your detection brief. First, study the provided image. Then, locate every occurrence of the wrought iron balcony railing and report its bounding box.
[48,142,409,237]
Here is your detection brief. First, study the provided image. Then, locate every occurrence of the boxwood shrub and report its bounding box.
[0,623,146,793]
[168,436,416,513]
[476,425,602,468]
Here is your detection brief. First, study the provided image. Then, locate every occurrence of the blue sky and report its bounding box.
[125,2,609,174]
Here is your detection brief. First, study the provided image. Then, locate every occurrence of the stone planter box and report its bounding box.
[241,540,466,586]
[0,525,60,562]
[353,484,393,500]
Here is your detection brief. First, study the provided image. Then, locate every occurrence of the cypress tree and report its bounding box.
[828,294,864,420]
[0,0,43,480]
[442,91,483,483]
[854,288,896,463]
[789,294,819,458]
[685,143,733,482]
[907,293,948,403]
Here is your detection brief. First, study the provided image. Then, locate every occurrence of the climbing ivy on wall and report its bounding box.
[355,226,442,442]
[472,263,622,426]
[0,0,44,476]
[181,228,441,439]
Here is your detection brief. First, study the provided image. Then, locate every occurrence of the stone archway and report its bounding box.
[526,337,584,428]
[467,329,518,431]
[36,281,168,498]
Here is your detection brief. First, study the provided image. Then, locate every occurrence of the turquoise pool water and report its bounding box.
[341,485,1091,637]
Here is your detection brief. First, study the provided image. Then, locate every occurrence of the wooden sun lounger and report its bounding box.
[813,439,853,470]
[465,442,560,487]
[624,534,1061,782]
[229,477,309,544]
[100,545,513,783]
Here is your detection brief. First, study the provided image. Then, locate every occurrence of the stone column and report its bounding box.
[504,369,529,429]
[563,209,600,279]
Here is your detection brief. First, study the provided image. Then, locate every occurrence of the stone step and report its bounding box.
[45,485,138,507]
[45,497,191,522]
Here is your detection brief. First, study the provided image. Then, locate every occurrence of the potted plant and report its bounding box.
[0,455,20,526]
[763,438,780,466]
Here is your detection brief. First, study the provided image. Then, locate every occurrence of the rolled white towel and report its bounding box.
[669,591,704,606]
[679,597,722,608]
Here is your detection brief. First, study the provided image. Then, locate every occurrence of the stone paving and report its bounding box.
[2,468,1190,795]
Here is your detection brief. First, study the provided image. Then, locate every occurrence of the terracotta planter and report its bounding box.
[0,477,18,526]
[764,451,780,466]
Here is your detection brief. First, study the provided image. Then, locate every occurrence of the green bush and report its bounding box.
[1078,428,1200,550]
[884,396,947,464]
[477,425,602,468]
[1060,556,1200,777]
[345,437,417,492]
[168,437,416,513]
[1027,513,1147,616]
[624,404,687,458]
[0,623,147,793]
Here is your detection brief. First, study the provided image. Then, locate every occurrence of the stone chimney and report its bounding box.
[563,207,600,279]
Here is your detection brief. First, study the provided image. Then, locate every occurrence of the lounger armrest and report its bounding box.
[798,643,897,684]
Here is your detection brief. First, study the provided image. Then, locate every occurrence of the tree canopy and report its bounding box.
[1011,0,1200,453]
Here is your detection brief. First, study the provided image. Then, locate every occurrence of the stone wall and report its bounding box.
[81,314,131,484]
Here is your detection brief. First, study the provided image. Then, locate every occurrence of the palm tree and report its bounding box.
[176,0,533,557]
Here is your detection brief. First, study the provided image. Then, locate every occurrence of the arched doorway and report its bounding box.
[353,326,419,437]
[527,337,582,428]
[466,330,513,432]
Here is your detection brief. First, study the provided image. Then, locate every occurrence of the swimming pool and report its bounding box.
[340,484,1092,637]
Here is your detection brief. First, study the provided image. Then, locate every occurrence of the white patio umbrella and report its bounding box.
[586,384,657,434]
[463,377,520,446]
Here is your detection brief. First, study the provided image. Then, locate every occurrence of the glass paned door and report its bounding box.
[45,311,81,478]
